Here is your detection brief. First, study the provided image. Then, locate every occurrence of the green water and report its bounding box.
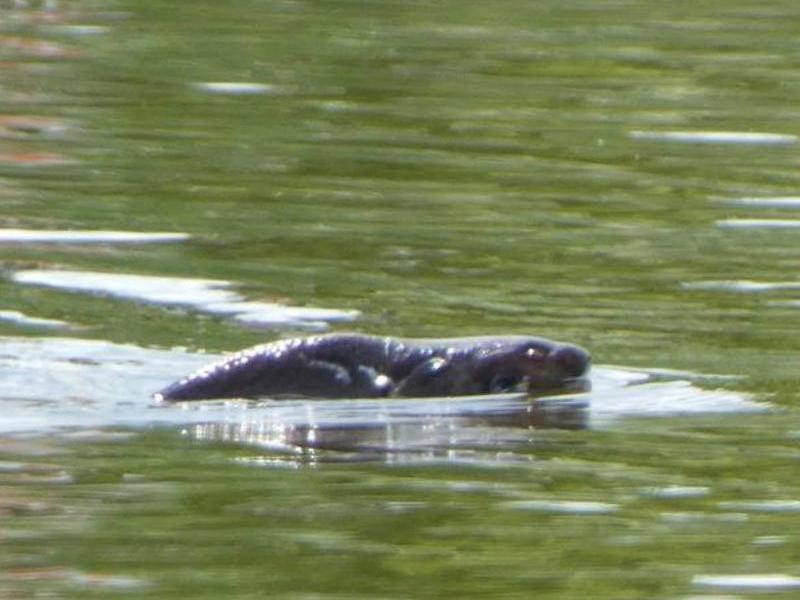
[2,0,800,597]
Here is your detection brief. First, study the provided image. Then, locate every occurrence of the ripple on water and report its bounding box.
[193,82,286,95]
[0,310,71,330]
[11,269,359,331]
[721,196,800,208]
[660,512,748,524]
[0,116,69,138]
[692,574,800,591]
[0,36,79,59]
[681,596,744,600]
[753,536,788,547]
[682,280,800,293]
[769,300,800,308]
[717,500,800,513]
[629,130,798,145]
[54,25,110,36]
[716,218,800,229]
[0,152,76,166]
[499,500,619,515]
[641,485,710,499]
[0,229,188,243]
[4,568,150,592]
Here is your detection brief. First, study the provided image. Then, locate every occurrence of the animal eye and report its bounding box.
[524,347,544,358]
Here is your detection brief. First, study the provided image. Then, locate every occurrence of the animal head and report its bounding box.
[483,339,591,393]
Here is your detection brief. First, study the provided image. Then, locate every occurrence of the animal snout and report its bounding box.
[549,345,591,378]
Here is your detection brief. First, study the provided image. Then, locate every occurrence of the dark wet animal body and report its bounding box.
[156,334,590,402]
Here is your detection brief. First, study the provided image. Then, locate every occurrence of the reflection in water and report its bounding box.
[189,395,588,459]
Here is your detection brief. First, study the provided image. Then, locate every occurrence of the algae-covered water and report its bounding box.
[2,0,800,598]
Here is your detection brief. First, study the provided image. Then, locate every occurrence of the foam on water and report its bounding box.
[12,269,359,330]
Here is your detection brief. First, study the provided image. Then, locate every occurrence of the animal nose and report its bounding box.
[549,345,590,378]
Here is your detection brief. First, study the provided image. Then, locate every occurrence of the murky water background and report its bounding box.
[2,0,800,597]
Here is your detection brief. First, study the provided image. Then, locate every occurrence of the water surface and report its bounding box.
[2,0,800,598]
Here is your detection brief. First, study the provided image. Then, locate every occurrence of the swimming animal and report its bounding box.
[155,333,590,401]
